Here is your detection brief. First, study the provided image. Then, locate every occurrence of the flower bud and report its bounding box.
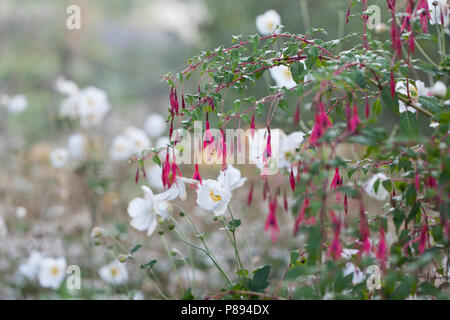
[118,254,128,263]
[179,211,185,217]
[168,223,175,230]
[158,230,164,235]
[91,227,105,238]
[213,216,219,221]
[431,81,447,98]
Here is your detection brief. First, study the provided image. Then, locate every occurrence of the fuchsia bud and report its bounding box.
[349,105,360,132]
[265,197,280,243]
[247,182,254,206]
[376,228,387,267]
[219,128,227,170]
[390,70,396,99]
[294,105,300,126]
[293,197,310,235]
[327,210,342,260]
[359,201,371,255]
[330,167,343,203]
[365,96,370,119]
[416,0,431,33]
[192,164,202,185]
[344,194,348,216]
[135,166,140,184]
[265,130,272,158]
[181,92,186,110]
[289,165,296,192]
[169,118,174,140]
[310,101,332,146]
[250,113,255,138]
[283,191,288,212]
[419,224,428,254]
[203,117,214,150]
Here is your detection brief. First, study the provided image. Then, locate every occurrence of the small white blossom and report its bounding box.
[67,133,87,160]
[145,114,167,139]
[15,206,28,219]
[429,0,449,27]
[279,131,305,169]
[3,94,28,115]
[430,81,447,98]
[343,262,365,285]
[217,165,246,191]
[99,260,128,285]
[50,148,69,168]
[55,76,79,96]
[38,257,67,289]
[363,173,390,201]
[196,179,232,216]
[256,9,281,35]
[77,86,111,128]
[269,65,297,89]
[124,126,151,156]
[147,165,164,192]
[19,251,42,280]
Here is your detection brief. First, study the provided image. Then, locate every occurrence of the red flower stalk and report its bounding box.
[310,101,332,145]
[419,224,428,254]
[345,0,352,24]
[327,210,343,260]
[293,197,310,235]
[365,96,370,119]
[376,227,388,268]
[330,167,343,203]
[250,113,255,138]
[265,197,280,243]
[349,105,360,132]
[416,0,431,33]
[247,182,254,206]
[289,165,296,192]
[192,164,202,185]
[390,70,396,99]
[294,105,300,126]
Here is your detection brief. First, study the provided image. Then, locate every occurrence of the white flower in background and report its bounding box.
[2,94,28,115]
[363,173,390,201]
[217,165,246,191]
[147,165,164,192]
[145,114,167,139]
[18,251,42,280]
[50,148,69,168]
[0,214,7,238]
[55,76,79,96]
[15,206,28,219]
[110,135,133,161]
[98,260,128,285]
[196,179,232,216]
[67,133,87,160]
[124,126,151,156]
[59,95,80,119]
[430,121,439,128]
[342,248,359,260]
[256,9,281,35]
[430,81,447,97]
[77,86,111,129]
[38,257,67,289]
[396,80,430,113]
[279,131,305,169]
[343,262,365,285]
[429,0,450,27]
[270,65,297,89]
[155,136,174,160]
[161,176,199,201]
[127,186,174,236]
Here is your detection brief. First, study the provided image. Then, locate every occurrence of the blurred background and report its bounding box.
[0,0,441,299]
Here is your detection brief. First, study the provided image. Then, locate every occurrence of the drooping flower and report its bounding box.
[327,210,343,260]
[217,164,246,192]
[99,260,129,285]
[127,186,174,236]
[196,179,232,216]
[293,197,310,235]
[429,0,450,27]
[416,0,432,33]
[310,101,332,146]
[50,148,69,168]
[192,164,202,185]
[247,182,254,206]
[265,196,280,243]
[419,224,428,254]
[376,228,388,268]
[250,113,256,138]
[19,251,43,280]
[289,165,296,192]
[144,114,167,139]
[294,105,301,126]
[38,257,67,289]
[362,173,390,201]
[330,168,343,203]
[256,9,281,35]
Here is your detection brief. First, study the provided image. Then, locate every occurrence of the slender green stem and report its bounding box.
[161,234,184,294]
[415,40,439,68]
[227,205,245,274]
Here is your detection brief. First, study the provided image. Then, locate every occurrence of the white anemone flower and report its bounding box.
[343,262,365,285]
[50,148,69,168]
[3,94,28,115]
[15,206,28,219]
[217,165,246,191]
[362,173,390,201]
[147,165,164,192]
[269,65,297,89]
[59,95,80,119]
[19,251,42,280]
[145,114,167,139]
[160,176,199,201]
[124,126,151,156]
[127,186,174,236]
[279,131,305,169]
[256,9,281,35]
[77,86,111,128]
[396,81,424,113]
[110,135,133,161]
[196,179,232,216]
[38,257,67,289]
[98,260,128,285]
[67,133,87,160]
[55,76,79,96]
[430,81,447,97]
[429,0,449,27]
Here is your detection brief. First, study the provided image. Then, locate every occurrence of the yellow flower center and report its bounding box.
[283,68,292,80]
[210,190,222,202]
[50,266,60,276]
[110,267,118,277]
[267,21,274,31]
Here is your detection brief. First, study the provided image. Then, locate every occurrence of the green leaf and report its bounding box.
[381,87,399,112]
[372,99,382,116]
[248,265,271,292]
[152,155,162,167]
[182,288,195,300]
[399,112,418,138]
[130,244,142,254]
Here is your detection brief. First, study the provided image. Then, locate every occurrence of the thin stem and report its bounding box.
[161,234,184,294]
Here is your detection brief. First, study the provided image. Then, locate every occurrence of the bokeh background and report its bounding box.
[0,0,442,299]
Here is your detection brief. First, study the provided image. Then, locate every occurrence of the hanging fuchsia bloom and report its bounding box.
[349,105,360,132]
[135,166,140,184]
[310,101,332,145]
[250,113,256,138]
[344,194,348,216]
[247,182,254,206]
[419,224,428,254]
[265,197,280,243]
[262,177,270,200]
[327,210,343,260]
[414,171,420,192]
[293,197,310,235]
[169,87,179,114]
[289,165,296,192]
[401,1,415,55]
[330,167,343,203]
[294,105,300,126]
[359,202,371,255]
[192,164,202,185]
[365,96,370,119]
[162,152,171,188]
[425,175,437,189]
[181,92,186,110]
[203,116,214,150]
[390,70,396,98]
[376,228,388,268]
[416,0,431,33]
[208,97,215,112]
[169,118,174,139]
[283,191,288,212]
[265,130,272,158]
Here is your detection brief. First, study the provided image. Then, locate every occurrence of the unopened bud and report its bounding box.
[179,211,185,217]
[158,230,164,235]
[91,227,105,238]
[118,254,128,263]
[168,223,175,230]
[213,216,219,221]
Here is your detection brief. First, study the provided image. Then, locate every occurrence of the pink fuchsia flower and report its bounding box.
[289,164,296,192]
[376,227,388,269]
[419,224,428,254]
[192,164,202,185]
[330,167,343,203]
[250,113,256,138]
[265,196,280,243]
[416,0,432,33]
[293,197,310,235]
[327,210,343,261]
[310,101,332,145]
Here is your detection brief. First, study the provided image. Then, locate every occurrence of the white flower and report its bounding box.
[77,86,111,128]
[15,206,28,219]
[196,179,232,216]
[396,81,418,113]
[145,114,167,139]
[67,133,87,160]
[155,136,172,159]
[342,248,359,260]
[362,173,390,201]
[110,135,133,161]
[279,131,305,169]
[38,257,67,289]
[127,186,174,236]
[343,262,365,285]
[125,126,151,156]
[429,0,449,27]
[0,214,7,238]
[256,9,281,35]
[55,76,79,96]
[160,176,198,202]
[98,260,128,285]
[217,165,246,191]
[430,121,439,128]
[147,165,164,192]
[59,95,80,119]
[50,148,69,168]
[3,94,28,115]
[19,251,42,280]
[430,81,447,97]
[270,65,297,89]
